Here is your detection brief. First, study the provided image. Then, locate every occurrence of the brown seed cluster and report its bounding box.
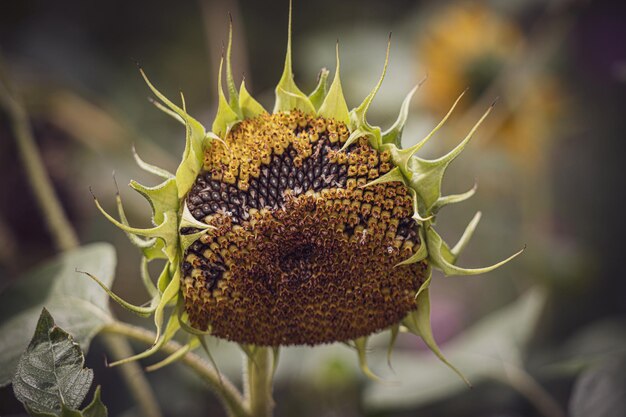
[181,111,428,346]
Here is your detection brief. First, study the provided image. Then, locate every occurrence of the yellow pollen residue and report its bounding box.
[204,111,350,190]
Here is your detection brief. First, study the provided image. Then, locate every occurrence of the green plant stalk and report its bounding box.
[498,363,566,417]
[245,348,274,417]
[0,65,79,251]
[102,321,249,417]
[0,58,163,417]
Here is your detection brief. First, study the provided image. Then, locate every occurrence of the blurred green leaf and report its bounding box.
[364,288,546,410]
[13,308,107,417]
[543,318,626,376]
[0,243,116,386]
[568,354,626,417]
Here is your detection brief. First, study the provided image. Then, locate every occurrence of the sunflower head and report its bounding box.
[90,2,522,381]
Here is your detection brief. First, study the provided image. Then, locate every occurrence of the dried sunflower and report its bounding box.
[88,3,522,382]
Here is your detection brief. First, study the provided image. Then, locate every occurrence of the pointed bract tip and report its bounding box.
[89,186,96,200]
[418,73,429,87]
[490,96,500,107]
[112,172,120,195]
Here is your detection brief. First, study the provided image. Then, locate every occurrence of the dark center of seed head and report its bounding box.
[185,141,348,226]
[279,243,315,274]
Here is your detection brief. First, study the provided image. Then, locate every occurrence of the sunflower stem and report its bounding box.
[102,320,250,417]
[498,362,566,417]
[245,347,274,417]
[0,55,79,251]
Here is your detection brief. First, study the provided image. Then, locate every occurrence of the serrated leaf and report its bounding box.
[0,244,116,387]
[13,309,94,415]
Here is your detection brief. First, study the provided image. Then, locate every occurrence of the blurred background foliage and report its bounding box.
[1,0,625,416]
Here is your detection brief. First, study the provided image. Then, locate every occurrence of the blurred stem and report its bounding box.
[0,56,163,417]
[0,213,18,275]
[101,334,164,417]
[0,57,79,251]
[498,363,566,417]
[102,320,250,417]
[245,348,274,417]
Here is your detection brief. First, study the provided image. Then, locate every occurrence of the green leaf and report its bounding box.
[13,308,94,415]
[0,243,115,386]
[80,386,107,417]
[364,288,546,411]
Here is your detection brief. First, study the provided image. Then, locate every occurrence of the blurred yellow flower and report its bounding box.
[417,2,563,168]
